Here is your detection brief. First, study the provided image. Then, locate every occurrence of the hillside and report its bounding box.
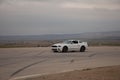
[0,31,120,41]
[0,31,120,47]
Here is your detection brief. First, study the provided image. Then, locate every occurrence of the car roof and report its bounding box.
[68,40,80,41]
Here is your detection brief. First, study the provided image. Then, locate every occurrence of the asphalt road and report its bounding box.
[0,47,120,80]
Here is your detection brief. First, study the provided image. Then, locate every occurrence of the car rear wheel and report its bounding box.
[80,46,86,52]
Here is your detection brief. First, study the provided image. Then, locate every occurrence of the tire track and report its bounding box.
[10,59,47,78]
[88,53,96,57]
[8,50,95,79]
[0,50,46,67]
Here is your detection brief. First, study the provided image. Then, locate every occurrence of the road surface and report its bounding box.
[0,47,120,80]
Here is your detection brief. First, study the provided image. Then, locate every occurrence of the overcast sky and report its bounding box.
[0,0,120,35]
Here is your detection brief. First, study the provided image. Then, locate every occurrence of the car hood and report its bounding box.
[52,43,66,46]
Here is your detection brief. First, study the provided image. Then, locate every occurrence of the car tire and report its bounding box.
[53,51,58,52]
[80,46,86,52]
[62,46,68,52]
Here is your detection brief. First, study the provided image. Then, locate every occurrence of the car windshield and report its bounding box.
[63,40,72,44]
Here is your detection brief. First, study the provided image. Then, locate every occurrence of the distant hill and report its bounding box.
[0,31,120,47]
[0,31,120,41]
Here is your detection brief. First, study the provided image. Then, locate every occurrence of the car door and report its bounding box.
[70,40,80,51]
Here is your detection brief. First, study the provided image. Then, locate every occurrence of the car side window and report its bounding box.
[72,41,78,44]
[79,41,82,43]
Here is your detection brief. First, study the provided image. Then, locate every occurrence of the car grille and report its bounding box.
[52,45,57,47]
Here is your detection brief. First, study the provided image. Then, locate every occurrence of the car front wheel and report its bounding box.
[62,46,68,52]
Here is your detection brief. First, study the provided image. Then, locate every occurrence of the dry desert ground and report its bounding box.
[0,46,120,80]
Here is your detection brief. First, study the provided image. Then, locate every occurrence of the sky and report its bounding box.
[0,0,120,35]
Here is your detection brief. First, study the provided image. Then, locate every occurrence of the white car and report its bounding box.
[51,40,88,52]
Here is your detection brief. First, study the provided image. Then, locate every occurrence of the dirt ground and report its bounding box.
[18,65,120,80]
[1,46,120,80]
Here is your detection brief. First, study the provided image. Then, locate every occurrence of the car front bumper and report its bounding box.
[51,46,62,52]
